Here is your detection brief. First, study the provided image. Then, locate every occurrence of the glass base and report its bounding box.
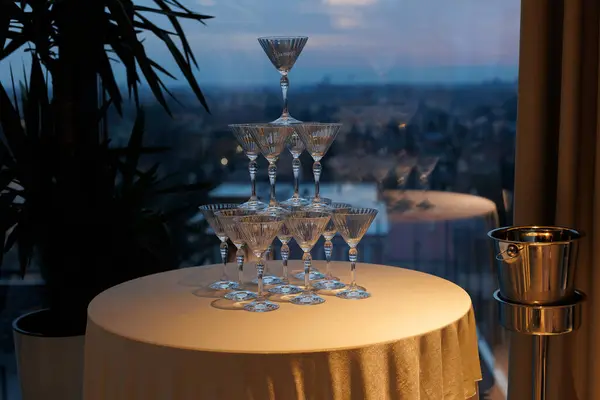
[270,114,302,125]
[290,292,326,305]
[280,196,311,207]
[252,275,284,285]
[293,270,326,280]
[304,198,332,211]
[224,290,257,301]
[269,284,303,295]
[209,280,240,290]
[244,300,280,312]
[238,199,268,210]
[313,279,346,290]
[336,288,371,299]
[260,205,291,217]
[388,198,414,213]
[416,199,434,210]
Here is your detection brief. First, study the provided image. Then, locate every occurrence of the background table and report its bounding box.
[84,261,481,400]
[382,190,503,393]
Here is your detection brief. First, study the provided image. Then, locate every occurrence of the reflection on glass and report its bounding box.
[285,211,331,305]
[198,204,240,291]
[393,151,418,212]
[415,155,440,210]
[257,36,308,125]
[236,214,285,312]
[332,207,378,299]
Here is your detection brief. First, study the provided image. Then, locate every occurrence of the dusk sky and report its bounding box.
[1,0,521,86]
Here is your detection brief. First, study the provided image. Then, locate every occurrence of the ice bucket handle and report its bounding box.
[496,244,522,261]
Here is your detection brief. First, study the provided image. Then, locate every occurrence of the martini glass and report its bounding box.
[370,152,396,200]
[285,210,331,305]
[248,124,294,211]
[280,131,311,207]
[388,150,418,212]
[198,204,240,291]
[415,155,439,210]
[257,36,308,125]
[313,202,352,291]
[294,122,342,207]
[228,124,267,210]
[236,214,286,312]
[332,207,378,299]
[269,222,302,295]
[214,209,258,302]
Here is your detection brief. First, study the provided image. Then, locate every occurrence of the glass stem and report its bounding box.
[268,161,277,207]
[249,159,258,202]
[420,176,428,196]
[324,239,333,278]
[219,241,228,280]
[280,72,289,119]
[398,177,407,195]
[292,157,301,199]
[313,160,322,202]
[303,251,312,292]
[256,255,265,301]
[349,246,358,289]
[281,242,290,283]
[236,246,245,285]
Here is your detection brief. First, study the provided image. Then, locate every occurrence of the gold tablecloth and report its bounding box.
[84,261,481,399]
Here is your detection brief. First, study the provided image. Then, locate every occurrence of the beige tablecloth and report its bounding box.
[84,261,481,400]
[384,190,497,223]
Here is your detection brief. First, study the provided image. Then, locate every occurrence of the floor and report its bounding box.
[1,354,19,400]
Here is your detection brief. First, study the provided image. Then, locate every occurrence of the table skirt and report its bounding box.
[84,307,480,400]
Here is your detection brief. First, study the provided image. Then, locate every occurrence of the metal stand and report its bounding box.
[494,290,584,400]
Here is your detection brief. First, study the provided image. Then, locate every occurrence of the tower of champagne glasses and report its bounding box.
[196,35,379,313]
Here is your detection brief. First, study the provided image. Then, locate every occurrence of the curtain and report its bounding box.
[510,0,600,399]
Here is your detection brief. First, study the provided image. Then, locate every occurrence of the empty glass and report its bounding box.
[236,214,286,312]
[198,204,240,291]
[269,222,302,295]
[313,202,352,291]
[393,150,418,212]
[415,155,439,210]
[214,209,258,301]
[294,122,342,207]
[332,207,378,299]
[258,36,308,125]
[228,124,267,210]
[281,131,311,207]
[249,124,294,211]
[285,211,331,305]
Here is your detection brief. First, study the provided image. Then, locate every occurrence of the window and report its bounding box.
[0,1,519,398]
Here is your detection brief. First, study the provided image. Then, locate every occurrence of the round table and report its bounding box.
[382,190,501,395]
[383,190,498,223]
[83,261,481,400]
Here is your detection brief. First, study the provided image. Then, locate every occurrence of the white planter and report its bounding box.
[13,309,84,400]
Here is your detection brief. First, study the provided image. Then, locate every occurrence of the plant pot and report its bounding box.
[13,309,84,400]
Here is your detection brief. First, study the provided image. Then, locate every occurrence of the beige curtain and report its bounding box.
[510,0,600,399]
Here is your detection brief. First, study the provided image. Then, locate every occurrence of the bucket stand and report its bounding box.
[494,290,584,400]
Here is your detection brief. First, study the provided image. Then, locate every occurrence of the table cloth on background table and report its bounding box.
[83,261,482,400]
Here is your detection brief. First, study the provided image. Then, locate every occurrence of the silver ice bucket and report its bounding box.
[488,226,583,305]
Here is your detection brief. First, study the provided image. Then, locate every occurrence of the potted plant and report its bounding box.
[0,1,213,398]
